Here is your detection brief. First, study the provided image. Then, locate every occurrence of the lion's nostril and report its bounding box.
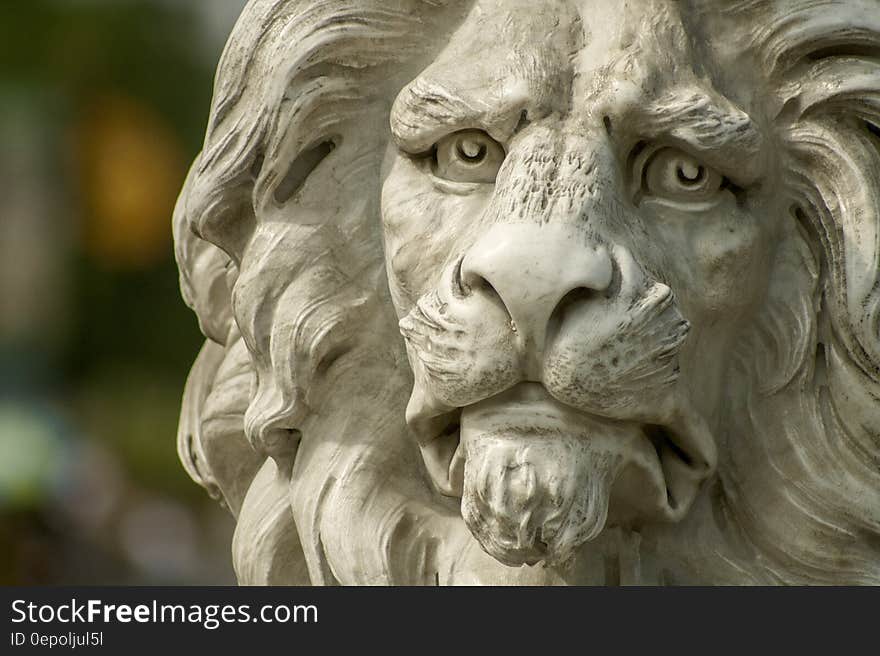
[546,287,597,341]
[475,278,511,318]
[474,277,504,306]
[451,257,469,297]
[459,262,511,316]
[553,287,597,317]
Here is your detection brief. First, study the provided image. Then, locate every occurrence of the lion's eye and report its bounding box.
[642,148,724,202]
[434,130,505,184]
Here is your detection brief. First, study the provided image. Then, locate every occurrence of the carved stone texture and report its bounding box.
[173,0,880,585]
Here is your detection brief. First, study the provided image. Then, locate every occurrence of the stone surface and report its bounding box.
[173,0,880,585]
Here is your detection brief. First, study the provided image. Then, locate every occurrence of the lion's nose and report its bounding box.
[460,222,613,363]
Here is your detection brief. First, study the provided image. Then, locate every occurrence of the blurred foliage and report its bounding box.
[0,0,243,583]
[0,1,211,146]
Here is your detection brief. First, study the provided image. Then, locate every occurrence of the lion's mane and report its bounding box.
[174,0,880,584]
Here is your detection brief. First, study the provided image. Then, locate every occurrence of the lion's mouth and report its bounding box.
[416,383,715,533]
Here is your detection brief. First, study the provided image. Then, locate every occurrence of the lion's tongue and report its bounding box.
[457,386,629,567]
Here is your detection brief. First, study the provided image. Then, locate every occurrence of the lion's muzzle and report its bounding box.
[401,222,717,566]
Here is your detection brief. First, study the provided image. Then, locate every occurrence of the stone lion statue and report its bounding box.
[173,0,880,585]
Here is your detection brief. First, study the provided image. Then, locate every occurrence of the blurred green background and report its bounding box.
[0,0,248,584]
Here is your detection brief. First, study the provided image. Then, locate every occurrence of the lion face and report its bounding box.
[177,0,880,584]
[382,0,786,566]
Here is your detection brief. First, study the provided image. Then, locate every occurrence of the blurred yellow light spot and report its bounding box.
[76,95,184,269]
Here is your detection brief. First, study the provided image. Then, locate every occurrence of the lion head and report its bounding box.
[174,0,880,585]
